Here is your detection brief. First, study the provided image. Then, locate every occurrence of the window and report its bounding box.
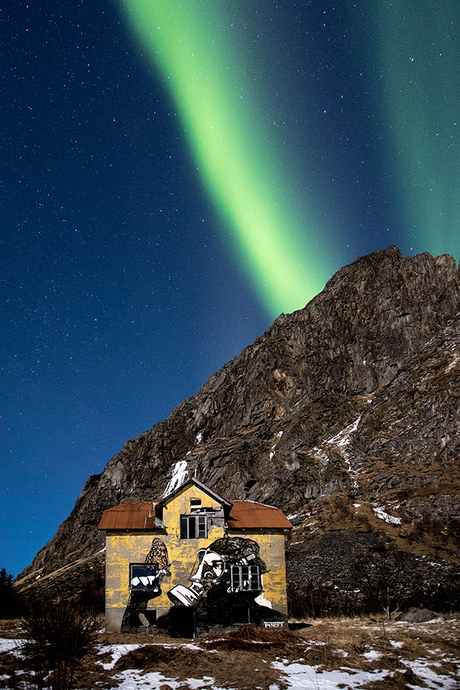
[180,514,207,539]
[129,564,160,591]
[230,565,261,592]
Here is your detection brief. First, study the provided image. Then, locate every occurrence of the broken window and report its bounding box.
[190,498,202,512]
[230,565,261,592]
[180,514,207,539]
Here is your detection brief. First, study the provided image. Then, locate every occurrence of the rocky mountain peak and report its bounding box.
[16,247,460,611]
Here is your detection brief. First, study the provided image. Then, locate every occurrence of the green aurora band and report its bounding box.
[375,2,460,257]
[119,0,332,317]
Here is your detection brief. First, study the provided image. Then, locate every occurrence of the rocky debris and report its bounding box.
[15,247,460,611]
[396,608,440,623]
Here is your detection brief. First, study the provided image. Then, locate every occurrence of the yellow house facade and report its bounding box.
[99,478,292,636]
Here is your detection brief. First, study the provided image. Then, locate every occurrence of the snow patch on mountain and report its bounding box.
[163,460,188,496]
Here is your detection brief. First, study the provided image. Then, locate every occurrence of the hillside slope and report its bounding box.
[16,247,460,610]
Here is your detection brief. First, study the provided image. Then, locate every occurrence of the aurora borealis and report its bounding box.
[2,0,459,576]
[120,0,460,312]
[374,2,460,257]
[120,0,333,316]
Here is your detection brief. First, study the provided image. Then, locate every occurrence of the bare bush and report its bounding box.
[21,600,97,690]
[288,580,335,618]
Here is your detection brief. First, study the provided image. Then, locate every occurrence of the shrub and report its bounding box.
[21,600,97,690]
[288,580,335,618]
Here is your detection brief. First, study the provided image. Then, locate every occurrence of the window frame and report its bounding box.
[230,564,261,592]
[180,514,207,539]
[129,563,160,591]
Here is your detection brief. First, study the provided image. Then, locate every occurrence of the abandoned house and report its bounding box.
[98,477,292,636]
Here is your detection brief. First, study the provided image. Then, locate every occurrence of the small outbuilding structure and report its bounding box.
[98,477,292,636]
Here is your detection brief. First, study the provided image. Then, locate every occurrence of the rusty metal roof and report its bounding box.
[98,502,159,530]
[226,501,292,530]
[99,497,291,531]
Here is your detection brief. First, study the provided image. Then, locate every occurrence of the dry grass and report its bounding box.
[0,618,23,638]
[108,643,287,690]
[204,623,300,650]
[295,615,460,675]
[1,616,459,689]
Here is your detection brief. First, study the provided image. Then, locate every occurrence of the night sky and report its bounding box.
[2,0,459,577]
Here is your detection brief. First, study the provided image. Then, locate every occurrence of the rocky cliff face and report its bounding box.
[16,247,460,611]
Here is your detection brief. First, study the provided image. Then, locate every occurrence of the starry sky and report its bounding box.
[2,0,459,577]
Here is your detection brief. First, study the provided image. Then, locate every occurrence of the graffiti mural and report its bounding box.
[162,537,285,636]
[121,538,170,632]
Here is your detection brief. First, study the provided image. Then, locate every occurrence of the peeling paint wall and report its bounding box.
[227,530,288,615]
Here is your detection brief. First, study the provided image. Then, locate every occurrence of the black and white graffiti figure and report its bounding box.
[168,537,267,607]
[121,537,170,631]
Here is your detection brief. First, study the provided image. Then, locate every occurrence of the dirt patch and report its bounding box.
[112,644,289,689]
[203,623,300,651]
[0,619,22,639]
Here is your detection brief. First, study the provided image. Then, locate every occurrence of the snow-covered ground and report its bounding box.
[372,505,402,525]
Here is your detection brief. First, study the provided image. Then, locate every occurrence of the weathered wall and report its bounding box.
[105,532,158,632]
[227,529,288,615]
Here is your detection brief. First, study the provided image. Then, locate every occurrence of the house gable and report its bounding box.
[158,480,227,540]
[159,477,231,510]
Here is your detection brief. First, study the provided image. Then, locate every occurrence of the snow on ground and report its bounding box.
[326,416,361,449]
[403,659,459,690]
[373,506,402,525]
[311,446,328,465]
[0,638,21,654]
[272,660,390,689]
[446,351,460,373]
[269,431,283,460]
[97,644,144,670]
[1,641,458,690]
[97,642,203,671]
[89,634,459,690]
[311,416,362,480]
[101,659,458,690]
[113,670,223,690]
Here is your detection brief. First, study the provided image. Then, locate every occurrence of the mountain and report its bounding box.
[16,246,460,613]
